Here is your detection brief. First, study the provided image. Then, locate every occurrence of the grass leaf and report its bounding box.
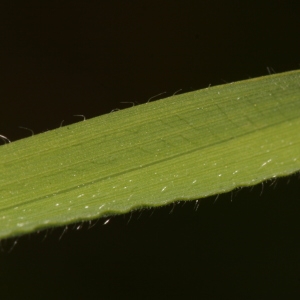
[1,70,300,239]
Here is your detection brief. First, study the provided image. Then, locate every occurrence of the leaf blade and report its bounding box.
[1,70,300,238]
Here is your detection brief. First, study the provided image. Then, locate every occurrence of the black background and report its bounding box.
[0,1,300,299]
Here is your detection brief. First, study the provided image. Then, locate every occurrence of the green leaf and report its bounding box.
[1,70,300,239]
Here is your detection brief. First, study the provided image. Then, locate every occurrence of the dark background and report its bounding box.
[0,1,300,299]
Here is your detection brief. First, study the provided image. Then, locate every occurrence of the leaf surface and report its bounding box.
[1,70,300,239]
